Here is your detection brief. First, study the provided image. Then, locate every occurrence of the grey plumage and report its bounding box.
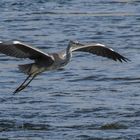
[0,40,129,93]
[69,41,128,62]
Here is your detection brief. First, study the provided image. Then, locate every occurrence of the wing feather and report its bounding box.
[0,41,54,64]
[70,41,129,62]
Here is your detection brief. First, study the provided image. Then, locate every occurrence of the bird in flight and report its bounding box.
[0,40,129,94]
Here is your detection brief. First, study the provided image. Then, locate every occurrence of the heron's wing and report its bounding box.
[0,41,54,63]
[71,43,129,62]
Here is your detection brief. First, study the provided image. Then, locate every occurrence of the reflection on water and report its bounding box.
[0,0,140,139]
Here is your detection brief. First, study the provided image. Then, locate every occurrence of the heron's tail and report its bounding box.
[18,63,34,75]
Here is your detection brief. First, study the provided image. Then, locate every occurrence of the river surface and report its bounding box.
[0,0,140,139]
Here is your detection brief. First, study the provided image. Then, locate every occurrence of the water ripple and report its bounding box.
[99,122,128,130]
[0,120,50,132]
[0,0,140,139]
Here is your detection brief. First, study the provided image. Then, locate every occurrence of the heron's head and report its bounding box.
[67,40,84,52]
[66,40,84,57]
[68,40,84,48]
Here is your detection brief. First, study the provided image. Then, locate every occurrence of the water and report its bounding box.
[0,0,140,139]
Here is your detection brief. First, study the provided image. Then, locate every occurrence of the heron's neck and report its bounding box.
[65,45,72,61]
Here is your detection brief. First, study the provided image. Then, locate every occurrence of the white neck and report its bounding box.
[62,45,72,65]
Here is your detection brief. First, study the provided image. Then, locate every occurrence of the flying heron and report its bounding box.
[0,40,129,94]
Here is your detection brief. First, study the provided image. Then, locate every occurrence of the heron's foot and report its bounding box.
[13,74,37,95]
[13,85,27,94]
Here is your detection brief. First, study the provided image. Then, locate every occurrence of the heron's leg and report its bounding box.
[13,74,37,94]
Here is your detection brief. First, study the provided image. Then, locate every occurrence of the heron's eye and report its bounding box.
[75,40,79,44]
[75,40,80,45]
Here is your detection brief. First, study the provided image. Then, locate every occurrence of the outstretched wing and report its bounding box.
[70,41,129,62]
[0,41,54,63]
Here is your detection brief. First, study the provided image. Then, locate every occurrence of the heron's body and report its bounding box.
[0,40,129,93]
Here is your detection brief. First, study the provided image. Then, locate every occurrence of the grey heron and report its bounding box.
[0,40,129,94]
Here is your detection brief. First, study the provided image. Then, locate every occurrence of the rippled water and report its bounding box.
[0,0,140,139]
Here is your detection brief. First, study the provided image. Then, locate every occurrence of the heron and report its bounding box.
[0,40,129,94]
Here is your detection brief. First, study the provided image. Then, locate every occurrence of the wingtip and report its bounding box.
[119,57,130,63]
[125,58,131,62]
